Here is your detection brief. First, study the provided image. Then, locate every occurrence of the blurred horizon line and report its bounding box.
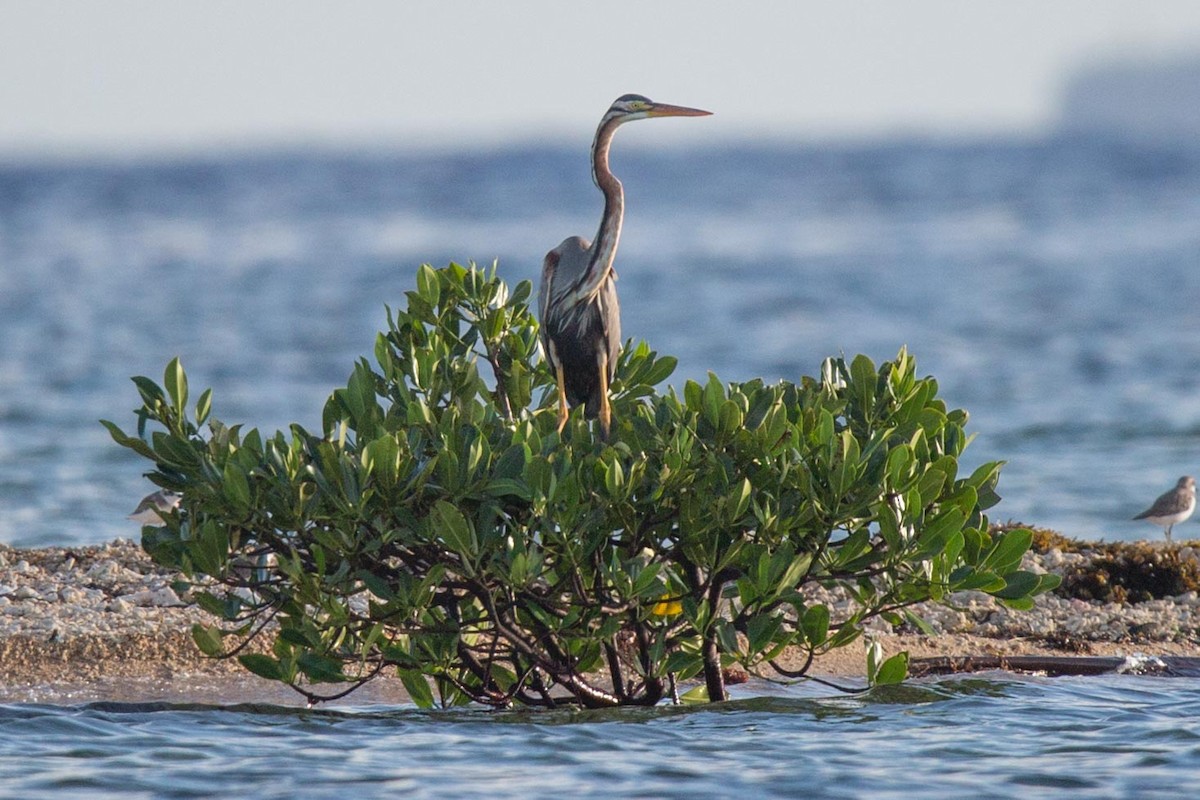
[1,126,1195,169]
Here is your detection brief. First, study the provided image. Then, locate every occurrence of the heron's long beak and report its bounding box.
[646,102,712,118]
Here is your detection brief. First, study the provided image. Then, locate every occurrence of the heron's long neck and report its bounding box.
[578,117,624,296]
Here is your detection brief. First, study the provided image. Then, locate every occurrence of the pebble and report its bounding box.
[59,587,87,604]
[86,560,128,583]
[107,598,131,614]
[124,587,183,608]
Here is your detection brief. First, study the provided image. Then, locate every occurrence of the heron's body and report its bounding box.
[538,94,709,438]
[540,236,621,417]
[1133,475,1196,543]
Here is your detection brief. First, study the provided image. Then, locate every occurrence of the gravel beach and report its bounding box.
[2,536,1198,705]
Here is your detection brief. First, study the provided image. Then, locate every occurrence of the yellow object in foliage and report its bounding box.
[651,595,682,617]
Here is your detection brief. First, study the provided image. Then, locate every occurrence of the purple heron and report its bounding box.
[538,94,710,439]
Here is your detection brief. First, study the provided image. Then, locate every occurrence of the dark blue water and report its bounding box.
[3,137,1200,546]
[2,676,1199,799]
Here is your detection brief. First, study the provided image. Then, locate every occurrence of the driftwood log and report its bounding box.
[910,655,1200,678]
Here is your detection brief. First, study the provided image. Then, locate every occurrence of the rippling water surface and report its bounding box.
[2,136,1200,544]
[1,676,1199,799]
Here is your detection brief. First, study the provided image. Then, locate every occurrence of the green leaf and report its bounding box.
[362,434,400,486]
[193,590,241,620]
[1035,573,1063,594]
[902,610,937,636]
[949,569,1006,593]
[702,372,724,425]
[431,500,477,558]
[831,528,871,567]
[492,444,528,481]
[416,263,440,306]
[816,409,835,445]
[992,570,1043,600]
[873,651,909,686]
[983,528,1032,574]
[849,354,876,411]
[509,279,532,308]
[223,462,252,509]
[279,628,318,649]
[604,458,625,497]
[360,570,396,602]
[746,614,784,653]
[238,653,284,681]
[914,507,967,559]
[775,553,813,595]
[152,432,200,469]
[731,478,753,521]
[718,399,743,435]
[399,669,435,709]
[191,623,225,657]
[631,562,663,597]
[132,375,166,408]
[164,357,188,414]
[663,649,702,678]
[715,618,739,653]
[99,419,157,459]
[886,445,913,487]
[801,605,830,647]
[642,355,678,387]
[297,652,347,683]
[486,478,532,500]
[344,361,381,433]
[195,388,213,426]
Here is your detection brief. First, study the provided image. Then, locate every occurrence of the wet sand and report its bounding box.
[3,629,1197,707]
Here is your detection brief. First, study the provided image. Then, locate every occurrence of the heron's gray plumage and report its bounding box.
[540,236,621,416]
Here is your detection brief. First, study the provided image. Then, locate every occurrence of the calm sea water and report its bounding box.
[2,136,1199,547]
[2,675,1200,799]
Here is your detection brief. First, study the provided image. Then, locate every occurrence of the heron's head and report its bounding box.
[605,94,711,124]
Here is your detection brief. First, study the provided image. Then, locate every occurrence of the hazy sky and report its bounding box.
[3,1,1200,155]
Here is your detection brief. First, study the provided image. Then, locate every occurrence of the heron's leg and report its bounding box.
[597,351,611,441]
[555,361,569,434]
[1167,525,1174,544]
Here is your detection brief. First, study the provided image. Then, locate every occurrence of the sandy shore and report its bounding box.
[2,537,1198,705]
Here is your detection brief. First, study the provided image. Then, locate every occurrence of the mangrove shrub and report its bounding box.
[104,262,1057,707]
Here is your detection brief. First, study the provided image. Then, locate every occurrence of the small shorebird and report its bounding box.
[128,489,181,525]
[1132,476,1196,543]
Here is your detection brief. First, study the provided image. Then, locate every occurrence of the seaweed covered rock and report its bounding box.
[1059,541,1200,603]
